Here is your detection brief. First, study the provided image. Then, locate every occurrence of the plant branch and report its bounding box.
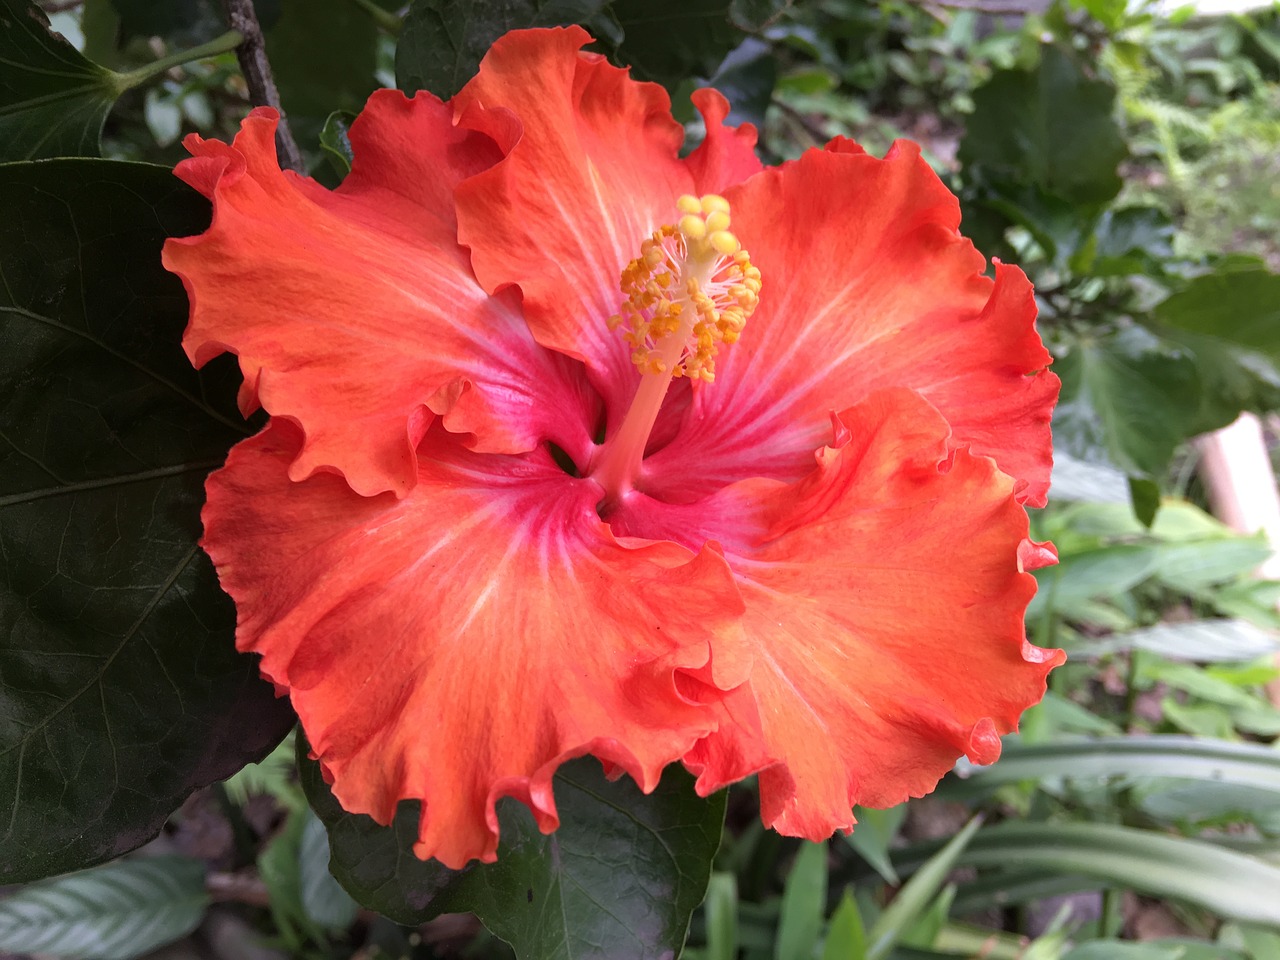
[219,0,305,173]
[39,0,83,12]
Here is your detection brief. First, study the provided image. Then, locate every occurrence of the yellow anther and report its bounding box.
[608,196,761,384]
[705,210,731,234]
[701,194,730,216]
[709,230,740,256]
[676,194,703,216]
[678,215,707,241]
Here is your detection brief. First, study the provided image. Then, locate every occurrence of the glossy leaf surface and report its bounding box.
[0,159,295,883]
[301,745,726,960]
[0,0,121,160]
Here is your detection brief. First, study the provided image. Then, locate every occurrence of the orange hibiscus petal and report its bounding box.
[202,421,746,868]
[641,141,1057,506]
[678,388,1063,836]
[685,88,764,192]
[163,95,597,498]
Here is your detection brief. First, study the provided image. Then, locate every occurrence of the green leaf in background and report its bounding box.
[257,802,358,947]
[1027,543,1164,620]
[265,0,380,149]
[0,0,246,161]
[300,745,726,960]
[610,0,745,86]
[1127,477,1160,528]
[319,110,356,177]
[894,822,1280,928]
[843,805,905,885]
[1048,452,1130,504]
[1062,943,1185,960]
[298,810,359,932]
[1091,206,1176,277]
[0,856,208,960]
[960,45,1127,205]
[0,0,122,159]
[774,841,827,960]
[947,735,1280,797]
[1151,262,1280,431]
[822,891,866,960]
[867,816,982,960]
[673,36,777,132]
[0,159,295,883]
[703,872,739,960]
[108,0,228,47]
[1156,263,1280,361]
[1085,619,1280,661]
[396,0,614,98]
[395,0,770,97]
[1053,327,1202,478]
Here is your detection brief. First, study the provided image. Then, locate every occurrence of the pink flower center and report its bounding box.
[589,194,761,508]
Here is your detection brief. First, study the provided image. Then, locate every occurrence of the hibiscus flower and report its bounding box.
[162,26,1064,869]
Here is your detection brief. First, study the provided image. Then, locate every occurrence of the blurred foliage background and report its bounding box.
[3,0,1280,958]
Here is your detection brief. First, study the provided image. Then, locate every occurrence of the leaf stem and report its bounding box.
[346,0,402,34]
[111,29,245,91]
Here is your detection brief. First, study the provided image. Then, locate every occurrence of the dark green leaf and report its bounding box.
[609,0,744,85]
[0,159,294,883]
[319,110,356,178]
[108,0,227,46]
[1156,264,1280,358]
[0,0,122,160]
[265,0,379,151]
[1092,206,1176,277]
[728,0,790,30]
[300,745,726,960]
[1128,477,1160,528]
[396,0,613,98]
[0,856,208,960]
[959,45,1127,205]
[690,37,777,132]
[1053,327,1202,478]
[1151,265,1280,433]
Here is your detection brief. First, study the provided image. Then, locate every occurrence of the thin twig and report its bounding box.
[39,0,84,12]
[219,0,304,172]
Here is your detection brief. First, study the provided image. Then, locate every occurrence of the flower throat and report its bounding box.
[589,194,761,506]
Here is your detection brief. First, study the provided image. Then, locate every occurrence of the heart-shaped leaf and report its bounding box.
[0,0,122,160]
[0,159,295,883]
[960,45,1127,206]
